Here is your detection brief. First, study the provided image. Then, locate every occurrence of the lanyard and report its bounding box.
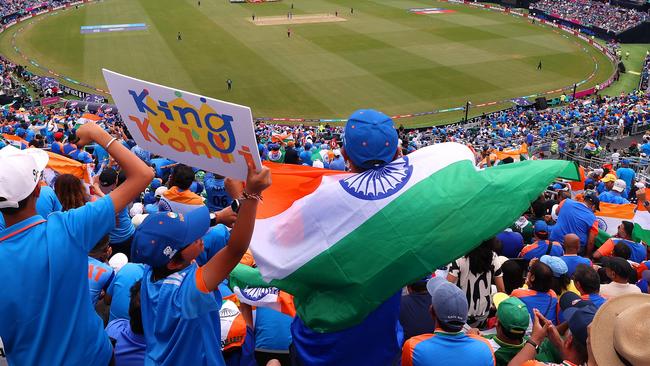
[0,219,46,242]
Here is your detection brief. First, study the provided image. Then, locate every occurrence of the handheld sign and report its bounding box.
[102,69,261,181]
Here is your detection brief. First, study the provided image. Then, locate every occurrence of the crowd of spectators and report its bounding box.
[2,93,650,365]
[0,0,74,20]
[531,0,649,33]
[1,2,650,366]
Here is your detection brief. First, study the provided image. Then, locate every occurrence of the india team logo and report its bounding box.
[596,217,608,232]
[340,156,413,200]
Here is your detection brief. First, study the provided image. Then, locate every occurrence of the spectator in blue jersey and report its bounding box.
[105,262,145,322]
[291,109,404,366]
[329,149,346,171]
[560,234,591,277]
[497,228,525,259]
[539,255,570,296]
[0,183,62,230]
[594,221,647,263]
[549,192,599,257]
[401,277,495,366]
[400,277,436,340]
[132,162,270,365]
[144,186,167,214]
[158,164,206,215]
[149,156,175,181]
[0,122,153,365]
[205,172,233,212]
[88,235,115,305]
[616,159,635,197]
[599,179,629,204]
[519,221,564,261]
[512,258,560,324]
[571,265,606,308]
[99,168,136,258]
[106,281,146,366]
[254,307,292,366]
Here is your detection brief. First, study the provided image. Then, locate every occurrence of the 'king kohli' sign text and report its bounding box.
[103,69,261,181]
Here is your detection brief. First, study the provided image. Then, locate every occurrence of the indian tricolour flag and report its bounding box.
[248,143,578,332]
[595,202,650,246]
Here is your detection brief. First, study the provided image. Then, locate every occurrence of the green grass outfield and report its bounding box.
[0,0,614,126]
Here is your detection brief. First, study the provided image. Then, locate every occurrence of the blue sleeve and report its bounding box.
[204,225,231,261]
[176,266,220,319]
[61,195,116,252]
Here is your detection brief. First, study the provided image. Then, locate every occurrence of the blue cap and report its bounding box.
[534,221,549,234]
[76,151,93,164]
[563,300,597,347]
[540,255,568,277]
[622,159,630,165]
[426,277,468,331]
[150,178,162,190]
[15,127,25,137]
[131,206,210,267]
[343,109,398,169]
[189,181,204,194]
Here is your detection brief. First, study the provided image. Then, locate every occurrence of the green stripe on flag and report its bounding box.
[633,223,650,245]
[270,159,578,332]
[595,229,612,248]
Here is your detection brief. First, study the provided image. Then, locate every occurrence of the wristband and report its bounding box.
[526,339,540,353]
[105,137,118,150]
[241,191,263,202]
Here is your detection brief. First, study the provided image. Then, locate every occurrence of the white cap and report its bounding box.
[131,213,149,227]
[129,202,144,217]
[613,179,627,193]
[312,160,324,168]
[154,186,168,199]
[108,253,128,272]
[551,204,560,221]
[0,146,49,208]
[635,182,646,189]
[333,149,341,156]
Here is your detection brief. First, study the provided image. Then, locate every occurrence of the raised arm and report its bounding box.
[201,163,271,292]
[75,122,153,212]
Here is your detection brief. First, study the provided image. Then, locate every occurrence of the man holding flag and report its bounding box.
[290,109,405,365]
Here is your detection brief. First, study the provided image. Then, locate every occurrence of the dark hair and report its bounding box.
[536,231,549,240]
[54,174,86,211]
[169,165,194,190]
[621,221,634,238]
[550,274,571,295]
[502,259,525,294]
[573,264,600,294]
[467,238,496,275]
[129,281,144,335]
[407,280,428,293]
[89,235,110,259]
[499,322,525,342]
[532,198,547,218]
[529,261,553,293]
[0,195,31,216]
[613,242,631,260]
[151,250,185,280]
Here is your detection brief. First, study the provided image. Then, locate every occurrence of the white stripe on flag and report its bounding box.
[250,143,476,281]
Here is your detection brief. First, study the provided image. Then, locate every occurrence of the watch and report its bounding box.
[644,200,650,208]
[526,339,540,353]
[231,199,240,213]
